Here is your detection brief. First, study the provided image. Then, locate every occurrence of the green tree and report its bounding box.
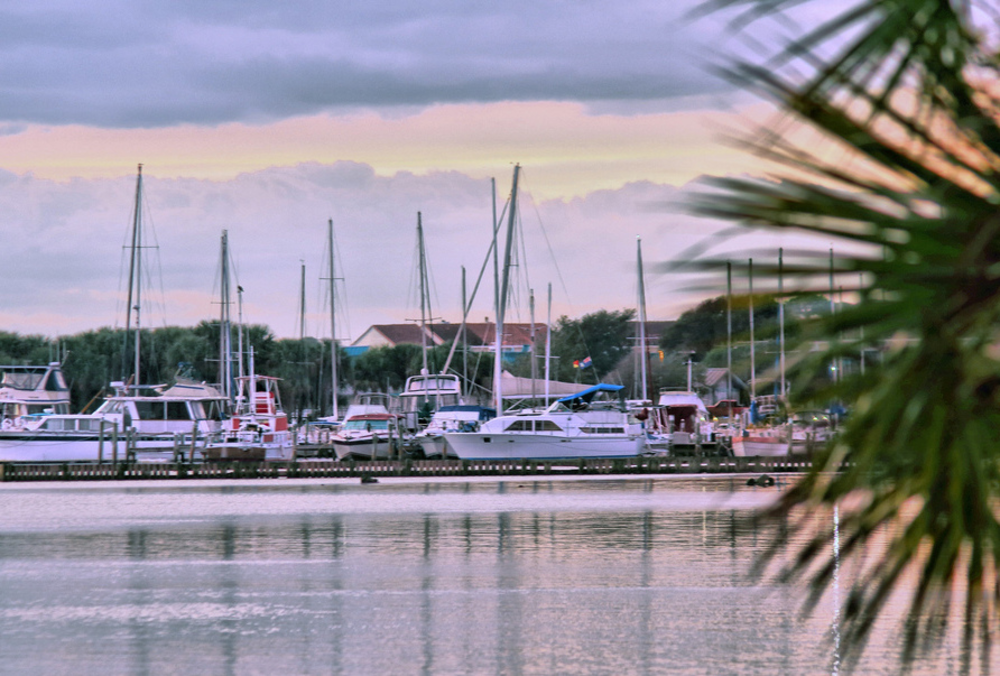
[550,309,635,382]
[700,0,998,669]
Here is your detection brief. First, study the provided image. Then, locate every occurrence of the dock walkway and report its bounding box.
[0,455,823,482]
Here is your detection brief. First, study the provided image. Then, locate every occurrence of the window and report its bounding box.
[166,402,190,421]
[504,420,532,432]
[135,401,163,420]
[536,420,563,432]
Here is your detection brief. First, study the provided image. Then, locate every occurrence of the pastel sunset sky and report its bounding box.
[0,0,838,341]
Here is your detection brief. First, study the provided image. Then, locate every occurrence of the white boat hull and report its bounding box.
[444,432,644,461]
[333,436,396,460]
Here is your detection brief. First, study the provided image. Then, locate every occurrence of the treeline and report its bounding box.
[0,295,838,415]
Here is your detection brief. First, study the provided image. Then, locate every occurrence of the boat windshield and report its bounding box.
[343,419,390,432]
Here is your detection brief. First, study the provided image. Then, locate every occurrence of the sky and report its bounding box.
[0,0,841,342]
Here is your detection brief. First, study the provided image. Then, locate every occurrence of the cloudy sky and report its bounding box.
[0,0,836,342]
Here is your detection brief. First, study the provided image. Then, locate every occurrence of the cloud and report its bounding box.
[0,1,736,128]
[0,162,755,339]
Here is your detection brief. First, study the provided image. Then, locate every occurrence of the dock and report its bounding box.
[0,455,822,482]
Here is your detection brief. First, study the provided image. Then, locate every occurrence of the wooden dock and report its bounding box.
[0,455,820,482]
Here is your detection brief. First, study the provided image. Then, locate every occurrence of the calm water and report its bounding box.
[0,476,972,675]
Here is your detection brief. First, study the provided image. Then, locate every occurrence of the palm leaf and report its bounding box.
[696,0,1000,669]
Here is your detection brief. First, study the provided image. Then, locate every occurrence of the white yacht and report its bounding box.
[0,363,72,421]
[443,384,644,461]
[93,379,230,448]
[398,372,463,432]
[332,412,402,460]
[413,405,496,458]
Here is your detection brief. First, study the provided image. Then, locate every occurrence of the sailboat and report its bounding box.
[398,212,463,432]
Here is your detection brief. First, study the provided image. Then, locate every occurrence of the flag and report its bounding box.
[580,356,593,369]
[573,360,580,369]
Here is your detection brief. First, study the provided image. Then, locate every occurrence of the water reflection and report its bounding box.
[0,478,968,675]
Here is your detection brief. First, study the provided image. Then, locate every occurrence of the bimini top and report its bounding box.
[557,383,624,404]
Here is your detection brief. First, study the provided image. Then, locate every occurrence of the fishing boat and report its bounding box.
[203,364,292,462]
[413,404,496,458]
[443,384,644,461]
[656,389,717,453]
[331,412,402,460]
[399,372,463,431]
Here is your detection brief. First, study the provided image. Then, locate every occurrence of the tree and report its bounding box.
[550,309,636,382]
[699,0,999,670]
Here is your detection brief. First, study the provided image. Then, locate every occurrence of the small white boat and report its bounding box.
[332,412,403,460]
[413,405,496,458]
[443,384,645,461]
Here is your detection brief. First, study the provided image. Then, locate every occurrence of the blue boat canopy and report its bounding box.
[556,383,624,404]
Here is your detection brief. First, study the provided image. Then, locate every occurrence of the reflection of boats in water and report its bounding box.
[332,412,402,460]
[413,405,496,458]
[733,410,833,456]
[444,384,644,461]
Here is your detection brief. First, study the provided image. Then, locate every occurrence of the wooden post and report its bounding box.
[98,419,106,465]
[111,423,119,470]
[187,421,198,464]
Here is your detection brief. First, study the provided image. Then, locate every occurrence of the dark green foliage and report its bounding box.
[700,0,1000,669]
[550,309,636,382]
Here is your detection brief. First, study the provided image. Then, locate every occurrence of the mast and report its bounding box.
[461,266,467,398]
[779,248,786,399]
[237,284,245,382]
[299,261,306,341]
[496,165,520,413]
[219,230,233,400]
[545,282,552,404]
[530,289,537,401]
[637,237,648,402]
[122,163,144,385]
[417,212,429,376]
[726,260,733,420]
[749,258,755,400]
[492,177,502,412]
[328,219,339,420]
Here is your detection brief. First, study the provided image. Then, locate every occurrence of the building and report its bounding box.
[350,322,547,355]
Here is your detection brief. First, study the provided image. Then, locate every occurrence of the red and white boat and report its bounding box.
[204,364,292,462]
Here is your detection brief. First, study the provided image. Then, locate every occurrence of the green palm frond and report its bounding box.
[697,0,1000,669]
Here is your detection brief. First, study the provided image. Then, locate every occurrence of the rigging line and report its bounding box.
[523,174,572,307]
[334,227,352,341]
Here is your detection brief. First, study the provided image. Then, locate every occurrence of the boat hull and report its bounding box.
[443,432,644,461]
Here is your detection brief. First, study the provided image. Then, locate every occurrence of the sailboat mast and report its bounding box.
[122,164,144,385]
[328,219,339,420]
[726,261,733,417]
[637,237,648,402]
[779,248,786,399]
[545,282,551,404]
[492,178,501,412]
[530,289,537,401]
[495,165,520,413]
[417,212,429,376]
[219,230,233,400]
[749,258,755,400]
[299,261,306,341]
